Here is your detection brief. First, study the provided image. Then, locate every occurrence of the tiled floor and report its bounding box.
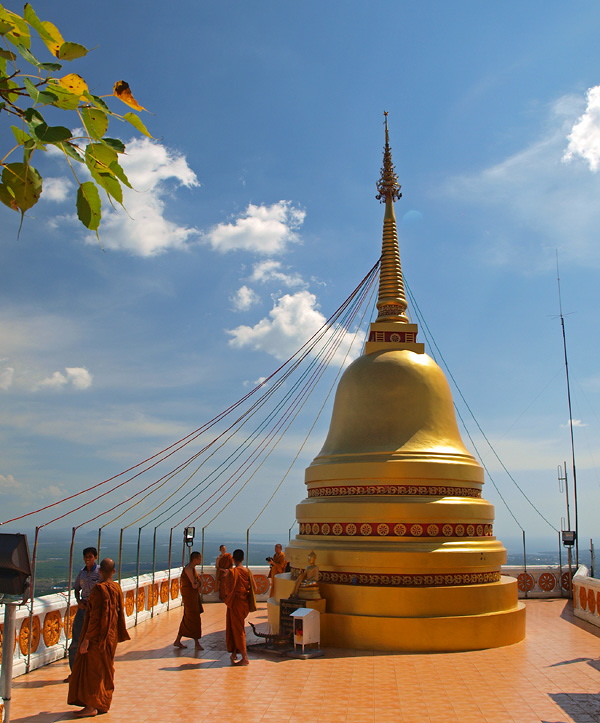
[7,599,600,722]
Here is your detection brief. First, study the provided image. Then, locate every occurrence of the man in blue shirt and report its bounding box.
[67,547,101,675]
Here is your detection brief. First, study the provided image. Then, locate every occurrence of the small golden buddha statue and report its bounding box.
[291,551,321,600]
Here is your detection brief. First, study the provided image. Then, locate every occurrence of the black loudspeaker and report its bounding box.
[0,533,32,595]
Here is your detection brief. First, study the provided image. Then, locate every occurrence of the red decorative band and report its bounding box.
[308,484,482,499]
[368,330,417,342]
[290,568,501,588]
[298,521,493,538]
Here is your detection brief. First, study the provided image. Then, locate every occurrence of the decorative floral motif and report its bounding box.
[597,590,600,614]
[561,571,572,592]
[299,520,494,538]
[125,590,135,616]
[588,588,596,615]
[538,572,557,592]
[63,605,78,639]
[170,578,180,600]
[136,587,145,612]
[254,574,270,595]
[579,585,587,610]
[517,572,535,593]
[160,580,169,603]
[200,574,216,595]
[308,484,482,498]
[19,615,41,655]
[313,569,501,588]
[42,610,62,647]
[147,583,159,609]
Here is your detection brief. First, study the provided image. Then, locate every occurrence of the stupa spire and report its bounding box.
[374,112,409,324]
[365,114,424,354]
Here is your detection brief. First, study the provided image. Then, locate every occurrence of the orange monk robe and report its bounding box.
[177,568,202,640]
[268,551,286,595]
[216,552,234,601]
[68,579,130,713]
[224,567,256,657]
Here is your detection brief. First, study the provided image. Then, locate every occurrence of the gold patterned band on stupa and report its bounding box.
[298,521,493,538]
[307,483,482,498]
[289,568,502,588]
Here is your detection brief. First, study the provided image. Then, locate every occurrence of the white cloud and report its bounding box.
[0,473,66,503]
[82,137,200,256]
[561,418,587,428]
[250,259,306,287]
[563,85,600,171]
[34,366,93,392]
[203,201,305,255]
[445,90,600,268]
[42,177,73,202]
[227,290,358,366]
[0,365,14,390]
[231,285,260,311]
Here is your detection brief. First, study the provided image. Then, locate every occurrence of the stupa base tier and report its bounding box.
[274,573,519,618]
[286,537,508,570]
[320,602,526,651]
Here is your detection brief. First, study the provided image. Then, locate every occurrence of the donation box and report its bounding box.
[290,607,320,652]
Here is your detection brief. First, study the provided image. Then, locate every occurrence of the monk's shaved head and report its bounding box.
[100,558,116,573]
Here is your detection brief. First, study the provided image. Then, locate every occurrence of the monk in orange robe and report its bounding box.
[67,557,130,718]
[267,543,286,595]
[215,544,234,601]
[224,548,257,665]
[173,550,203,649]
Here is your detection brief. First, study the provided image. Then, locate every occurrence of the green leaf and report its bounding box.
[85,142,117,169]
[57,42,88,61]
[76,181,101,230]
[96,172,122,204]
[1,161,42,213]
[45,81,80,110]
[109,160,131,189]
[24,106,46,127]
[56,140,84,163]
[0,48,16,60]
[14,43,61,71]
[0,20,14,36]
[123,112,152,138]
[0,182,16,210]
[82,92,110,113]
[23,76,58,105]
[81,106,108,140]
[0,101,5,112]
[32,123,72,143]
[23,3,58,46]
[0,76,19,103]
[11,125,34,145]
[102,137,125,153]
[0,8,30,48]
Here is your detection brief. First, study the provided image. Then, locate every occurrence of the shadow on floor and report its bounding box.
[550,692,600,723]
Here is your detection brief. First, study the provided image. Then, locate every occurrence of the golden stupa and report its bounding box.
[275,116,526,651]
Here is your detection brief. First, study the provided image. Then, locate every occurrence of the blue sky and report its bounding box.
[2,1,600,555]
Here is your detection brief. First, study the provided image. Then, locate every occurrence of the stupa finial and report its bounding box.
[372,113,410,326]
[376,112,402,204]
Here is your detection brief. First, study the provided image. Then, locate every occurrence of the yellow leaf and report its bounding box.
[40,20,64,57]
[113,80,146,111]
[58,73,88,99]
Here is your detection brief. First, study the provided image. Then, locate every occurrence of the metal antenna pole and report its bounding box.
[556,254,579,567]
